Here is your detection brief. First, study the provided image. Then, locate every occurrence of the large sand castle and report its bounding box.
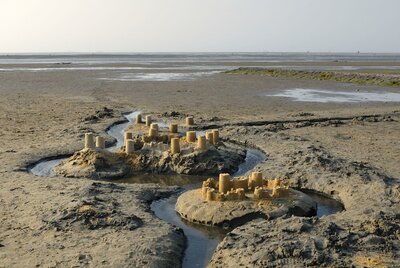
[55,115,246,179]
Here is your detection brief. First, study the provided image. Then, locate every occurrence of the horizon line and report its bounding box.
[1,51,400,56]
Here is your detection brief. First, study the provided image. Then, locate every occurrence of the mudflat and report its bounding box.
[0,59,399,267]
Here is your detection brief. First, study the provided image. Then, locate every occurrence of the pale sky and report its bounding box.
[0,0,399,53]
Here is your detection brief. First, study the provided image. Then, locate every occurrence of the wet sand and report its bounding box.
[0,60,399,267]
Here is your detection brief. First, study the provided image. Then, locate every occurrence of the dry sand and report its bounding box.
[0,61,399,267]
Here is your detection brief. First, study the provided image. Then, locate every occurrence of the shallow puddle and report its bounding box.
[267,88,400,103]
[300,190,344,217]
[29,158,64,177]
[99,71,219,82]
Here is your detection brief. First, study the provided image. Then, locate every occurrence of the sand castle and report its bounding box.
[56,114,246,178]
[201,172,289,202]
[176,172,317,227]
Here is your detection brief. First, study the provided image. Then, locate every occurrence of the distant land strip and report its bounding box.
[224,67,400,87]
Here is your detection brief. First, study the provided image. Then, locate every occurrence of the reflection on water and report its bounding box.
[28,158,64,177]
[234,148,267,176]
[301,190,344,217]
[99,71,220,82]
[268,88,400,103]
[0,65,231,72]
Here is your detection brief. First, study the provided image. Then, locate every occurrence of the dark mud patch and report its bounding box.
[82,107,114,123]
[41,183,143,231]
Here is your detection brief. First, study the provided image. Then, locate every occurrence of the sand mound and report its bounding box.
[54,148,130,179]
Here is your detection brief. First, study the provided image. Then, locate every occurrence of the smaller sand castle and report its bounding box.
[176,172,317,227]
[55,114,246,179]
[201,172,289,202]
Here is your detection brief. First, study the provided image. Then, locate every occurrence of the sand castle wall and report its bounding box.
[201,172,288,202]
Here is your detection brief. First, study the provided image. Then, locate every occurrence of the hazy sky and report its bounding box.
[1,0,399,53]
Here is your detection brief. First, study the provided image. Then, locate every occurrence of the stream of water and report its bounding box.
[151,148,267,268]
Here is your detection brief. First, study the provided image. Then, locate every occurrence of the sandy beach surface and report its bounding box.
[0,57,399,267]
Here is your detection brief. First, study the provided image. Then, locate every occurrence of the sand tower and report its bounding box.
[96,136,105,149]
[186,131,196,143]
[212,129,219,144]
[171,137,180,154]
[218,173,231,194]
[251,172,263,188]
[206,131,214,145]
[170,123,178,133]
[197,135,207,150]
[125,139,135,154]
[84,133,95,149]
[136,114,142,124]
[145,115,152,126]
[186,116,194,126]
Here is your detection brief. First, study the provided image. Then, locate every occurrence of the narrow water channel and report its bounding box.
[27,111,343,268]
[151,148,267,268]
[28,111,141,176]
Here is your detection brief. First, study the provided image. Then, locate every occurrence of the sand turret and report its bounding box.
[250,171,263,189]
[95,136,105,149]
[169,123,178,133]
[171,137,180,154]
[124,132,133,147]
[84,133,95,149]
[218,173,231,194]
[212,129,220,144]
[186,131,196,143]
[125,139,135,154]
[197,135,207,150]
[149,127,158,138]
[186,116,194,126]
[206,188,215,201]
[145,115,152,126]
[150,123,159,131]
[206,131,214,145]
[136,114,142,124]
